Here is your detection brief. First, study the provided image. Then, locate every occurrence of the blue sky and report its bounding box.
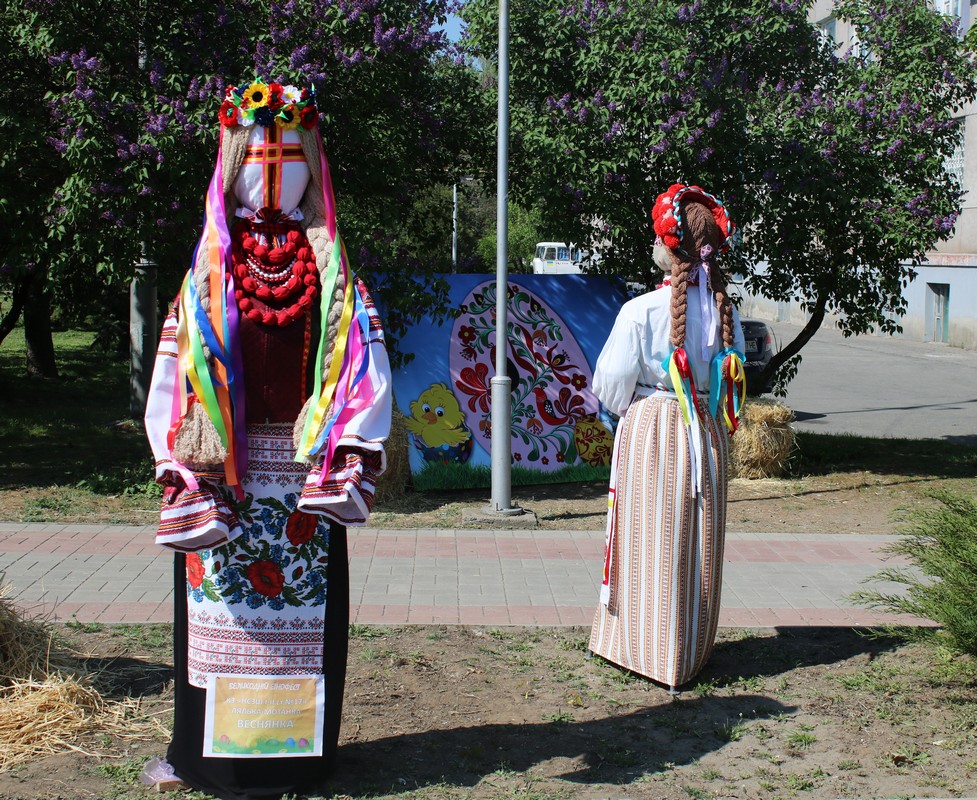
[436,12,464,43]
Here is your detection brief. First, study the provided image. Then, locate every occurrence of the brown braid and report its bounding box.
[669,257,691,349]
[669,201,727,350]
[710,263,736,350]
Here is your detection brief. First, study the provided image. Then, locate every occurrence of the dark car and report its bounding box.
[741,319,776,395]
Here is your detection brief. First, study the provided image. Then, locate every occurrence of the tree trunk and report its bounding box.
[756,289,829,390]
[23,270,58,379]
[0,275,28,347]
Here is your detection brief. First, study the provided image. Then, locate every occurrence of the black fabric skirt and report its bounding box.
[167,522,349,800]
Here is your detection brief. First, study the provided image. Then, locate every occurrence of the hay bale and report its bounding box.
[0,584,167,771]
[0,586,76,682]
[374,406,412,504]
[731,397,796,479]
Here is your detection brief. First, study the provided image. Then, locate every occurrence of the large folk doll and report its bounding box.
[589,184,745,691]
[144,80,391,800]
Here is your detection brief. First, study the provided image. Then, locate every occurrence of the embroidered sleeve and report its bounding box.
[145,307,181,480]
[296,279,392,525]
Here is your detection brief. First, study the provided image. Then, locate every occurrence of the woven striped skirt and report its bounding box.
[589,391,728,688]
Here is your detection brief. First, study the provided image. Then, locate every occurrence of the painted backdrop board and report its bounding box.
[391,275,629,489]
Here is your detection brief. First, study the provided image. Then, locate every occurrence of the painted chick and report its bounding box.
[406,383,472,461]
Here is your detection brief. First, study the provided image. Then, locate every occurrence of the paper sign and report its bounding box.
[203,674,325,758]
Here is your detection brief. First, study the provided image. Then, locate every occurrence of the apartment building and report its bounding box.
[742,0,977,349]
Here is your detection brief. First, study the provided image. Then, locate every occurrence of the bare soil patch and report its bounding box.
[1,624,975,800]
[369,472,975,535]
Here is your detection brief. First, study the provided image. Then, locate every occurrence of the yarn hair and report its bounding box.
[178,125,347,466]
[669,201,735,351]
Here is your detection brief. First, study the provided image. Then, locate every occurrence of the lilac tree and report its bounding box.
[2,0,488,369]
[463,0,977,391]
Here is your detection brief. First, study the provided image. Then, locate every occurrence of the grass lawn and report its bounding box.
[1,326,975,526]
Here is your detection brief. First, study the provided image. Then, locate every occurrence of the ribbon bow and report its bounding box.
[708,347,747,433]
[662,347,701,427]
[688,248,719,361]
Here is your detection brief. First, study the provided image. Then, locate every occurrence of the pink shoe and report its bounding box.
[139,758,186,791]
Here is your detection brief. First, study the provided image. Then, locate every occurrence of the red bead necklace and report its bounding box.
[231,215,319,327]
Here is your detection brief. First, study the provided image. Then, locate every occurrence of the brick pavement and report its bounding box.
[0,522,927,628]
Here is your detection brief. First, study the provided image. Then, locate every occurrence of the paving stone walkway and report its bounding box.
[0,522,926,628]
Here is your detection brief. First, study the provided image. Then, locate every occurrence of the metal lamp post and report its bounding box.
[489,0,520,515]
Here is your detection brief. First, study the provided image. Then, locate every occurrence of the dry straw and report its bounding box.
[731,397,796,479]
[0,584,168,771]
[374,405,411,503]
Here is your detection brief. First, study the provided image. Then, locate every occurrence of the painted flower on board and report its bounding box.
[455,362,491,413]
[246,560,285,597]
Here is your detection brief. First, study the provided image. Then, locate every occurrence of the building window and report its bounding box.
[817,16,837,47]
[945,121,965,190]
[936,0,961,17]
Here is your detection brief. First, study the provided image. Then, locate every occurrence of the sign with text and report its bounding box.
[203,675,324,758]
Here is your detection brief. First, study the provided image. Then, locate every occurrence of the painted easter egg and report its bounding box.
[450,280,599,473]
[573,414,615,467]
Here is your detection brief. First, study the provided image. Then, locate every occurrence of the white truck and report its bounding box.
[531,242,586,275]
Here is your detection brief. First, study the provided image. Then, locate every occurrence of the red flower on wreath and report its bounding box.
[218,100,238,127]
[300,105,319,129]
[267,82,285,111]
[285,510,317,547]
[458,325,477,344]
[246,560,285,597]
[456,362,491,413]
[570,373,588,390]
[186,553,205,589]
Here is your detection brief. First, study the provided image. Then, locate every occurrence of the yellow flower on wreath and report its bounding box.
[243,81,270,108]
[276,104,301,130]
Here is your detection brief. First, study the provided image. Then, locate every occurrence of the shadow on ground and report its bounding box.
[322,627,901,796]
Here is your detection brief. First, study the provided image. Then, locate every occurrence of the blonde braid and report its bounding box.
[292,128,349,456]
[173,127,250,470]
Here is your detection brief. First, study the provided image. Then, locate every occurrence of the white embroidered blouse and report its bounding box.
[593,283,746,417]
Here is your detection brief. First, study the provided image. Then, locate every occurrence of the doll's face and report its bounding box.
[653,242,675,272]
[233,126,311,214]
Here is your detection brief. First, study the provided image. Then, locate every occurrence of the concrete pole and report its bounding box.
[129,247,157,417]
[452,182,459,272]
[490,0,519,514]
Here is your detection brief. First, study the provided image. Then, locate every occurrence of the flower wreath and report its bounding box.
[218,79,319,130]
[651,183,735,254]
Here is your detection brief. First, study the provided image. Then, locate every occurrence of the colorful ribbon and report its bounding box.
[708,347,747,433]
[172,139,246,492]
[294,129,373,465]
[663,347,701,427]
